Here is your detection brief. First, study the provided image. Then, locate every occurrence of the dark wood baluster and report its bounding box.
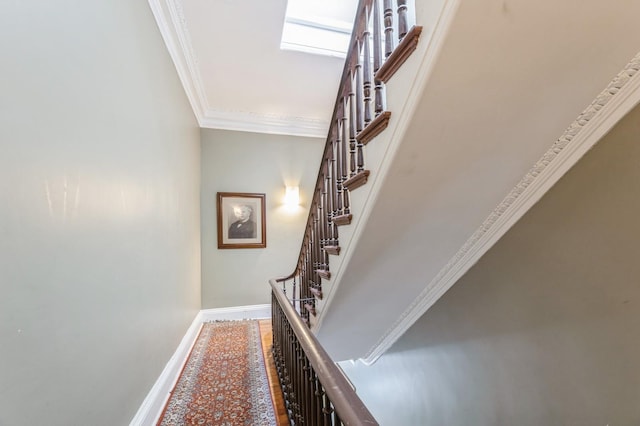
[340,98,350,215]
[285,327,295,422]
[325,157,332,245]
[305,243,311,316]
[306,360,314,425]
[383,0,394,58]
[299,250,305,315]
[373,0,383,72]
[330,139,339,239]
[398,0,408,39]
[293,340,302,424]
[307,237,313,310]
[355,42,364,133]
[322,165,330,247]
[373,0,385,115]
[315,214,321,277]
[315,194,326,278]
[321,192,329,277]
[292,274,296,306]
[324,156,335,248]
[357,137,365,174]
[315,190,322,272]
[319,180,329,274]
[302,353,308,422]
[348,72,357,178]
[322,389,333,425]
[312,372,322,426]
[334,126,344,218]
[312,223,319,286]
[363,5,372,127]
[287,327,295,420]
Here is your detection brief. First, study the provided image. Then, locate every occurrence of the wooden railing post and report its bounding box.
[398,0,409,39]
[383,0,394,58]
[372,0,385,116]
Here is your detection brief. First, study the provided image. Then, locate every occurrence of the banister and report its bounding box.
[283,1,422,322]
[271,1,423,423]
[270,279,378,425]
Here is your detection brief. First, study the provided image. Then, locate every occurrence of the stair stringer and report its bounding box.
[309,0,463,333]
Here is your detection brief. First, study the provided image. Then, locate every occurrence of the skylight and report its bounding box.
[281,0,358,58]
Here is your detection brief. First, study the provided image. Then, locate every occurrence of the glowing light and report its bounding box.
[284,186,300,207]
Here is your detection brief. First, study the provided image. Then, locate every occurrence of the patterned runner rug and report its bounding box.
[158,320,277,426]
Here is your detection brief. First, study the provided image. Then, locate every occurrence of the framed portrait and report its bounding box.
[217,192,266,249]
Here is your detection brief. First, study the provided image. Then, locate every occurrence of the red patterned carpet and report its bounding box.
[158,320,277,426]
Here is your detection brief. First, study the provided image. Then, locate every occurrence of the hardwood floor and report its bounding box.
[259,319,290,426]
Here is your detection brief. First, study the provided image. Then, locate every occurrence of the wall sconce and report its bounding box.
[284,186,300,207]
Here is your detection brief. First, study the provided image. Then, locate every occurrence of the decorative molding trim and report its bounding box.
[148,0,330,138]
[317,269,331,280]
[357,111,392,145]
[147,0,209,122]
[361,52,640,365]
[375,26,424,83]
[310,287,324,299]
[343,170,371,191]
[129,311,204,426]
[200,109,329,138]
[305,303,317,316]
[333,213,353,226]
[199,304,272,322]
[324,245,341,255]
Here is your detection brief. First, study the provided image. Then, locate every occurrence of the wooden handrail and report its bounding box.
[270,279,378,425]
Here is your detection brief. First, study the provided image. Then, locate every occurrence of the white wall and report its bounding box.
[340,103,640,425]
[0,1,201,425]
[200,129,324,308]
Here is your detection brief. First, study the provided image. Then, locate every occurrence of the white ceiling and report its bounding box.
[148,0,358,137]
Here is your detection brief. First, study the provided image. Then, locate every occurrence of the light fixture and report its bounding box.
[284,186,300,207]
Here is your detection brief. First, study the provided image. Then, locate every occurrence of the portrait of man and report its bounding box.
[217,192,266,249]
[228,204,256,239]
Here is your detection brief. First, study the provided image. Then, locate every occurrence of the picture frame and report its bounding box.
[216,192,266,249]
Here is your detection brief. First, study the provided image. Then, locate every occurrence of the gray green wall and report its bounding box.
[341,103,640,425]
[200,129,324,308]
[0,1,201,425]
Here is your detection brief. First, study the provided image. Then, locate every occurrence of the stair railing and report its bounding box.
[270,279,378,425]
[278,0,422,325]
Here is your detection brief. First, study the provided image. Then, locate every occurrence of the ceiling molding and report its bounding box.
[148,0,330,138]
[148,0,209,121]
[201,109,329,138]
[362,52,640,365]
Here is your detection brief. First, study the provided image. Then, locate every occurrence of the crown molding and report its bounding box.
[362,52,640,366]
[201,109,329,138]
[148,0,208,121]
[148,0,330,138]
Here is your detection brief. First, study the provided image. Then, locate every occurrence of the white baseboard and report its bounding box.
[130,304,271,425]
[200,303,271,321]
[130,311,203,426]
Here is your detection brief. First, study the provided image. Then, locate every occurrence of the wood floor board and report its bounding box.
[259,319,290,426]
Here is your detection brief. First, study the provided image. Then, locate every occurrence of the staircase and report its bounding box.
[277,0,640,364]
